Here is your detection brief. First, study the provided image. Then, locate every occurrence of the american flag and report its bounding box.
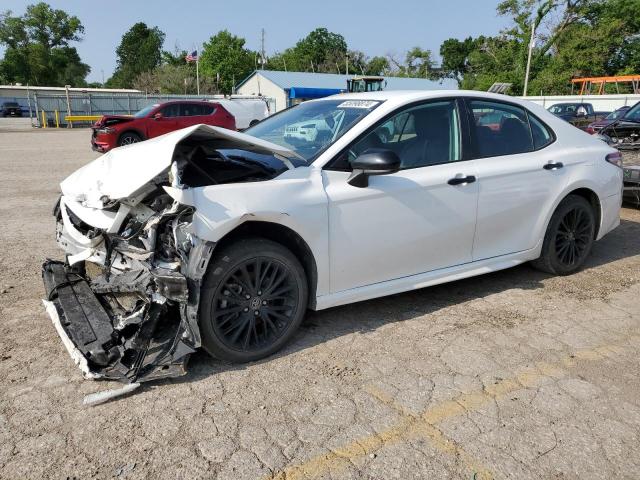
[185,50,198,62]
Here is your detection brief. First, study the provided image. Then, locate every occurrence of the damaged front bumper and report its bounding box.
[42,260,194,382]
[42,193,215,383]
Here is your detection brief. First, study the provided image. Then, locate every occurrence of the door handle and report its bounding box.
[447,175,476,186]
[543,162,564,170]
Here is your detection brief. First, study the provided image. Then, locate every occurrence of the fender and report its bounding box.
[164,168,331,297]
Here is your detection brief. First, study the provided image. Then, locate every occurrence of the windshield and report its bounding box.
[134,104,158,118]
[548,104,578,114]
[606,108,628,120]
[3,102,19,107]
[244,99,381,162]
[622,102,640,121]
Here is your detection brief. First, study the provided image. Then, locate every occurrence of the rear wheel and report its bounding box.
[531,195,596,275]
[199,238,308,362]
[118,131,141,146]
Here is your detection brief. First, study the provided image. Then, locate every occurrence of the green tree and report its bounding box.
[0,2,89,86]
[162,45,190,66]
[403,47,437,78]
[440,37,477,84]
[437,0,640,95]
[199,30,255,94]
[268,28,347,73]
[365,56,390,76]
[133,63,207,95]
[107,22,165,88]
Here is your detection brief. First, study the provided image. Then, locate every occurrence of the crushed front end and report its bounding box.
[42,192,213,383]
[41,124,299,383]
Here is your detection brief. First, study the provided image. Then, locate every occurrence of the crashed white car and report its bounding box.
[43,91,622,384]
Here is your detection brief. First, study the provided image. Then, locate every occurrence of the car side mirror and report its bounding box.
[347,149,401,188]
[153,112,163,120]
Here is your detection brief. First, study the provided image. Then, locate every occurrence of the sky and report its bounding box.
[1,0,511,83]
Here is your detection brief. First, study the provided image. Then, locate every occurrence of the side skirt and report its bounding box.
[314,247,540,311]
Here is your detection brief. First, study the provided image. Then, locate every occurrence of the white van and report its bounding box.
[209,96,270,130]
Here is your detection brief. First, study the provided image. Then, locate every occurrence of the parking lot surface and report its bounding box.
[1,128,639,480]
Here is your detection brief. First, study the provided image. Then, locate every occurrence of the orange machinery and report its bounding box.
[571,75,640,95]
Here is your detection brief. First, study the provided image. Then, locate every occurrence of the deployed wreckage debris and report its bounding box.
[42,124,302,385]
[594,102,640,206]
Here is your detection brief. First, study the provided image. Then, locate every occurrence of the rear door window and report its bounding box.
[529,114,554,149]
[468,100,534,157]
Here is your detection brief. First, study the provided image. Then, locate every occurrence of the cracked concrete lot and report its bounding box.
[1,128,640,480]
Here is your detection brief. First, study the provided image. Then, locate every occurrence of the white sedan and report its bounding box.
[43,91,622,384]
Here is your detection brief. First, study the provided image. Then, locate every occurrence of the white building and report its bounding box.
[235,70,457,112]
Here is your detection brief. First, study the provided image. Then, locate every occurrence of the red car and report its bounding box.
[91,100,237,152]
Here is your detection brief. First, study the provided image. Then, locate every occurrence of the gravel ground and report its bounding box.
[1,127,640,480]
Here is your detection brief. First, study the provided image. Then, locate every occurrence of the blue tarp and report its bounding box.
[288,87,345,99]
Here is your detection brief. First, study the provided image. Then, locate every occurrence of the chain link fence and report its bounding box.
[1,91,276,127]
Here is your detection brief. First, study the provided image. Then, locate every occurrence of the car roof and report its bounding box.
[309,89,543,110]
[157,100,214,105]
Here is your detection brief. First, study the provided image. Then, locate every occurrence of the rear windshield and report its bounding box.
[3,102,19,107]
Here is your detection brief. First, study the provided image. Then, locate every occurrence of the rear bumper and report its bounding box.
[599,192,622,239]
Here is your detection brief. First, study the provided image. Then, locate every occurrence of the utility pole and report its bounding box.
[523,18,536,97]
[260,28,266,70]
[196,54,200,96]
[345,52,349,76]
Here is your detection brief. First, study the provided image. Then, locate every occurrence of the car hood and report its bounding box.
[61,124,302,208]
[93,114,135,128]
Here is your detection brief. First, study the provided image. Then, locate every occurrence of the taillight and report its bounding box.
[586,126,595,135]
[605,151,623,168]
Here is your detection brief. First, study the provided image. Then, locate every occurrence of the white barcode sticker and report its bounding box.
[337,100,379,109]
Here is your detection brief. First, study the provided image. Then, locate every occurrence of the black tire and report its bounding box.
[531,195,596,275]
[118,131,142,146]
[199,237,308,362]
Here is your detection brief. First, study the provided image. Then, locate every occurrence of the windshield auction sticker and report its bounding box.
[337,100,379,109]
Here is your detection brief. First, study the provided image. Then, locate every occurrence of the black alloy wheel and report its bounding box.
[532,194,595,275]
[554,207,593,267]
[119,132,141,146]
[200,238,308,362]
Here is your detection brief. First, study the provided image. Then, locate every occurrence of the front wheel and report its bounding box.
[118,132,141,146]
[531,195,596,275]
[199,238,308,362]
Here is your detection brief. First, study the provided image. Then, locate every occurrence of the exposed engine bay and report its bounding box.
[600,120,640,151]
[42,125,302,383]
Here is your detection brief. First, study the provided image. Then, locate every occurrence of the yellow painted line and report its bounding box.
[267,337,638,480]
[365,384,494,480]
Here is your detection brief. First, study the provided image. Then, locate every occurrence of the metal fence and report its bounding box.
[1,92,276,127]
